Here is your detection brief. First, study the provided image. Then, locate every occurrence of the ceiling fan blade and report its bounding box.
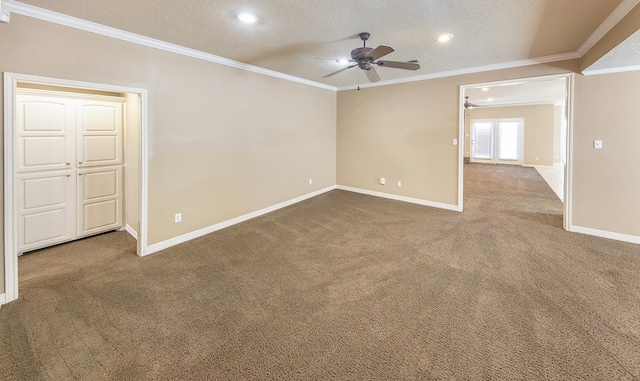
[376,60,421,71]
[314,56,354,63]
[365,67,381,83]
[323,64,357,78]
[365,45,394,61]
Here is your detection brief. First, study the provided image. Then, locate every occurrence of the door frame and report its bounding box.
[458,73,574,230]
[3,72,150,304]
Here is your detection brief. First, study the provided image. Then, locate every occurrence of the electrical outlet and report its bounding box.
[397,180,402,187]
[594,140,603,149]
[174,213,182,223]
[452,139,458,146]
[380,178,386,185]
[309,179,313,185]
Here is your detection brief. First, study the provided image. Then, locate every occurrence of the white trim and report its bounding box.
[524,164,554,168]
[3,72,19,304]
[472,100,559,108]
[145,186,337,255]
[138,91,149,257]
[336,185,461,212]
[583,65,640,76]
[576,0,640,56]
[3,72,149,304]
[0,293,6,307]
[569,225,640,245]
[125,224,138,240]
[0,1,11,23]
[458,73,573,90]
[2,0,336,92]
[564,74,575,231]
[337,52,580,91]
[458,90,465,212]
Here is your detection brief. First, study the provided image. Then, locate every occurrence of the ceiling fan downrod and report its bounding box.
[359,32,370,47]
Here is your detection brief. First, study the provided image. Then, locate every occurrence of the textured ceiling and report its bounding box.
[14,0,626,87]
[584,29,640,72]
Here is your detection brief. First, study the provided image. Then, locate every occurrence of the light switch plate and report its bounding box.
[452,139,458,146]
[380,178,386,185]
[594,140,603,149]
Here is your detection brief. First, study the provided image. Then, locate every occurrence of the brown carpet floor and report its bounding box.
[1,164,639,380]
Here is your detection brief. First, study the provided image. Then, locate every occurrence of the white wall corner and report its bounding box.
[0,2,11,23]
[125,224,138,240]
[0,293,6,307]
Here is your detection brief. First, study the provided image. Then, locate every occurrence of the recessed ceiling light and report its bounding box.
[481,87,490,92]
[237,13,258,24]
[487,98,493,101]
[336,59,350,65]
[435,34,453,43]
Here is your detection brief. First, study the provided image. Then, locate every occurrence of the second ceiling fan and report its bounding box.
[323,32,420,83]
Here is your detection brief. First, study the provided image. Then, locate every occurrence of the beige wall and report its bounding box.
[0,15,337,295]
[337,60,578,206]
[572,71,640,236]
[464,104,555,166]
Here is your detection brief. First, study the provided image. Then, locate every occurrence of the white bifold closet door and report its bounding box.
[16,91,124,253]
[470,118,523,165]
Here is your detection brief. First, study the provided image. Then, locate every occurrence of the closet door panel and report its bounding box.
[77,166,123,237]
[76,100,123,167]
[17,94,74,172]
[17,170,75,252]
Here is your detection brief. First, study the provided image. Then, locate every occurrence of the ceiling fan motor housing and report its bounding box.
[358,61,372,70]
[351,47,373,60]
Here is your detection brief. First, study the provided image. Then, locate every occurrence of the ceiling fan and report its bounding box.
[322,32,420,83]
[464,96,481,109]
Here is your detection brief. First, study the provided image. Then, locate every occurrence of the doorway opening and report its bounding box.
[3,73,149,305]
[457,73,574,229]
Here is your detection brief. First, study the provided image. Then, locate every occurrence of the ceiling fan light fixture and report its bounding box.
[481,87,490,92]
[237,13,258,24]
[336,59,350,65]
[435,33,454,43]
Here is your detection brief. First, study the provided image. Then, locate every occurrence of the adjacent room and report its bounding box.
[1,0,640,379]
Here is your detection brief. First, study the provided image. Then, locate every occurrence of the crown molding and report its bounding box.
[582,64,640,76]
[576,0,640,56]
[337,52,580,91]
[0,1,11,23]
[2,1,337,92]
[468,100,559,109]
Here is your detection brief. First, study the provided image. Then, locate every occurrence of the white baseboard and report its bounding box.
[125,224,138,240]
[145,186,337,255]
[523,164,554,168]
[570,225,640,245]
[336,185,461,212]
[0,293,6,307]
